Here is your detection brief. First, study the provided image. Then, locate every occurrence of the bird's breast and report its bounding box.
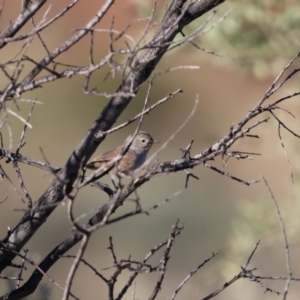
[133,151,147,169]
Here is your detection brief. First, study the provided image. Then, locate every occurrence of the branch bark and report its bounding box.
[0,0,225,275]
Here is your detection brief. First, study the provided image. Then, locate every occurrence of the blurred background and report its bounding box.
[0,0,300,299]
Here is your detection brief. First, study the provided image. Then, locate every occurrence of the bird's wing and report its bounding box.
[85,148,119,169]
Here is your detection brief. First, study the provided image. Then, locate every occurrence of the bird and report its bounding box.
[85,131,158,177]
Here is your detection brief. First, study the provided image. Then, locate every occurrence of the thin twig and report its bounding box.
[262,176,292,300]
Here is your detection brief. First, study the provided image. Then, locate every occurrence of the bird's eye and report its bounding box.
[142,139,146,143]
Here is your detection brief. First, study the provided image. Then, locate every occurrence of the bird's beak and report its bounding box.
[153,140,160,144]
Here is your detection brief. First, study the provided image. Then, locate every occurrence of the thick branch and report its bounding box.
[0,0,47,49]
[0,0,225,274]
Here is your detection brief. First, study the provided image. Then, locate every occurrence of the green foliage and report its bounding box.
[131,0,300,77]
[198,0,300,77]
[221,188,300,279]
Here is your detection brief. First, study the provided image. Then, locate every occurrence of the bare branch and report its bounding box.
[170,252,218,300]
[262,177,292,300]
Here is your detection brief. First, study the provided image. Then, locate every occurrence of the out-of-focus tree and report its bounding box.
[131,0,300,77]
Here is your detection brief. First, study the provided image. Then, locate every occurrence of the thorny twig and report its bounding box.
[0,1,300,300]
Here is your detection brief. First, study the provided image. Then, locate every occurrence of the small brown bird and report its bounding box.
[86,131,158,177]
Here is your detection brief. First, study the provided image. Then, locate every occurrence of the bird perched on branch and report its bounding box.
[86,131,158,177]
